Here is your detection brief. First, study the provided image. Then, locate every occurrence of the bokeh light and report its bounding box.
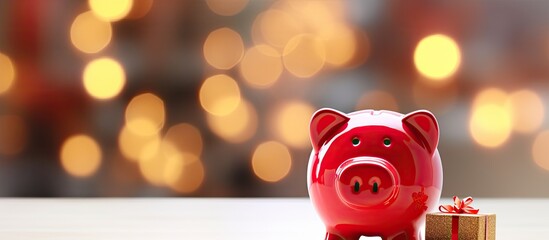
[82,57,126,100]
[532,130,549,171]
[355,90,399,111]
[138,140,180,186]
[207,99,257,143]
[206,0,248,16]
[505,89,545,134]
[289,1,345,33]
[254,9,303,49]
[118,123,161,162]
[283,34,326,78]
[320,24,356,67]
[0,52,16,95]
[70,11,112,54]
[164,123,203,157]
[252,141,292,182]
[414,34,461,81]
[60,134,102,178]
[203,28,244,70]
[199,74,241,116]
[473,88,508,107]
[167,156,205,193]
[0,115,27,156]
[126,0,154,19]
[239,45,283,89]
[273,101,315,148]
[469,89,512,148]
[125,93,165,136]
[137,138,204,192]
[346,29,370,68]
[88,0,133,22]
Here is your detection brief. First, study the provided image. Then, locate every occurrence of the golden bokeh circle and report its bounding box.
[252,141,292,182]
[258,9,303,48]
[469,104,512,148]
[283,34,326,78]
[167,156,205,194]
[70,11,112,54]
[505,89,545,134]
[118,123,161,162]
[60,134,102,177]
[88,0,133,22]
[206,0,248,16]
[82,57,126,100]
[207,99,257,143]
[320,24,356,67]
[138,140,186,186]
[203,28,244,70]
[414,34,461,81]
[125,93,165,136]
[199,74,241,116]
[239,45,283,89]
[473,88,508,108]
[274,101,315,148]
[0,52,16,95]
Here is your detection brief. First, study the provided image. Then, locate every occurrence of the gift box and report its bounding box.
[425,196,496,240]
[425,212,496,240]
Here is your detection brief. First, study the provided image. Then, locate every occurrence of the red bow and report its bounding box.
[439,196,479,214]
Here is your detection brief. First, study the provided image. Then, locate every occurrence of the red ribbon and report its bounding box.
[439,196,480,240]
[451,216,459,240]
[439,196,480,214]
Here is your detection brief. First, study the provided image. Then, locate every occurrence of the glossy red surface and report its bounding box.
[307,109,443,240]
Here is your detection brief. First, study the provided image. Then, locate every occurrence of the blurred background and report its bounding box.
[0,0,549,197]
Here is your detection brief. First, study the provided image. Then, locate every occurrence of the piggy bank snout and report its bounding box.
[335,157,400,208]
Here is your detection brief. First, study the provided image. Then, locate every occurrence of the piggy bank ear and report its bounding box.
[403,110,439,155]
[310,108,349,151]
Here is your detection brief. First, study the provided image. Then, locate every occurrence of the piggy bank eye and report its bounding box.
[383,138,391,147]
[352,137,360,146]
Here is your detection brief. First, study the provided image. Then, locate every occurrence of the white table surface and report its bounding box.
[0,198,545,240]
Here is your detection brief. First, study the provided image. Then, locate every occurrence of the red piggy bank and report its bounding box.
[307,108,443,240]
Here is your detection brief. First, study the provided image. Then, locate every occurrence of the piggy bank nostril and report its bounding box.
[350,176,363,194]
[368,177,380,193]
[368,176,381,186]
[353,181,360,193]
[372,182,379,193]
